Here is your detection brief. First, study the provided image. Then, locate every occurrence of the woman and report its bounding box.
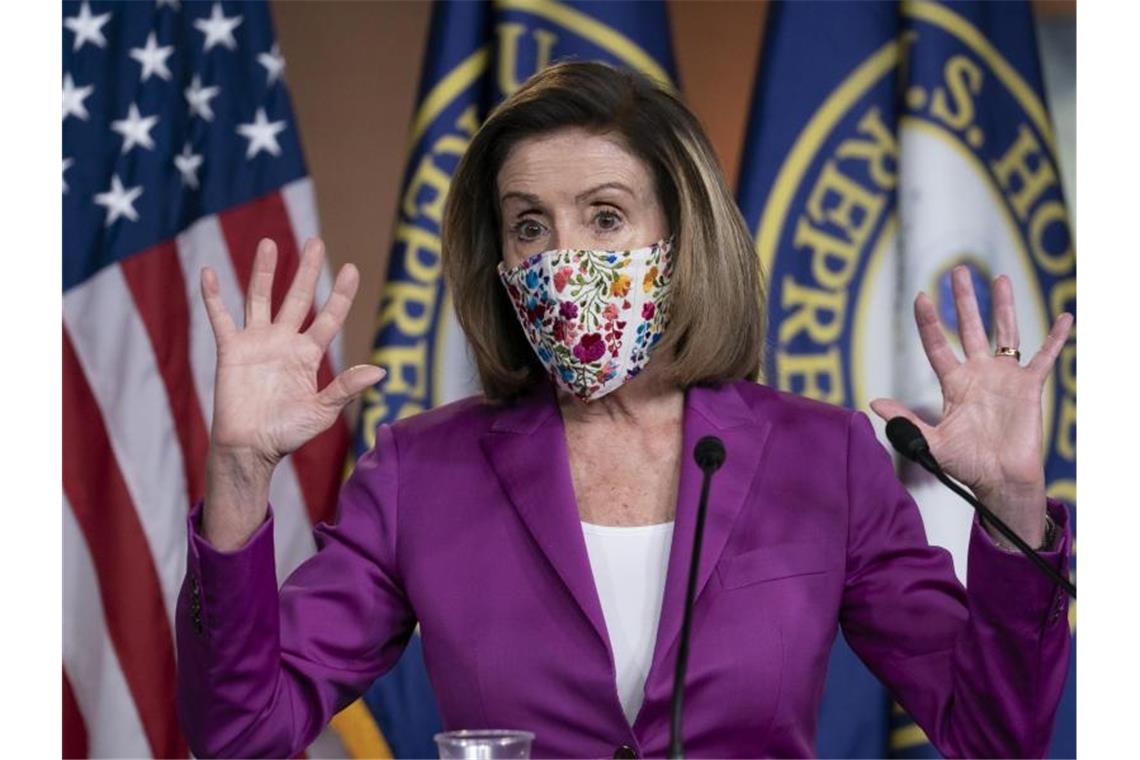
[178,62,1073,758]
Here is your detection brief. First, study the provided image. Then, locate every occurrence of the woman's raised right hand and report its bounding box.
[199,237,384,550]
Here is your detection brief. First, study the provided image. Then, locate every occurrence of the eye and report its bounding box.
[511,218,546,242]
[593,208,624,233]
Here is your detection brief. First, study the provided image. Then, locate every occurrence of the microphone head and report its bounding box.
[694,436,726,473]
[885,416,929,463]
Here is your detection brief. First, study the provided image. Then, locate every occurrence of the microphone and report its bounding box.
[884,416,938,471]
[694,436,726,472]
[670,435,726,759]
[885,417,1075,598]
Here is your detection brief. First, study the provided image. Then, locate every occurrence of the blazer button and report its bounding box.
[613,745,638,758]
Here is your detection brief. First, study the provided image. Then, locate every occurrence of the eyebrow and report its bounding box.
[499,190,544,207]
[574,181,636,203]
[498,181,636,207]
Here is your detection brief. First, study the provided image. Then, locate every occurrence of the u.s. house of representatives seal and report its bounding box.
[756,0,1075,577]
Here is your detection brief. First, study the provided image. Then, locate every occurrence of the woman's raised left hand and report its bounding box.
[868,265,1073,548]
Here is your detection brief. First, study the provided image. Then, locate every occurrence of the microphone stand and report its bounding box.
[669,436,725,759]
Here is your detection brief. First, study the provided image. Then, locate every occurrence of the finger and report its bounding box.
[914,291,960,379]
[277,237,325,330]
[951,265,989,358]
[306,262,360,352]
[992,274,1020,353]
[200,266,237,342]
[868,397,937,438]
[246,239,277,327]
[317,365,386,412]
[1027,312,1075,377]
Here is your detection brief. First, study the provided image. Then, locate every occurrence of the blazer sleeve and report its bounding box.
[839,410,1072,759]
[175,424,417,759]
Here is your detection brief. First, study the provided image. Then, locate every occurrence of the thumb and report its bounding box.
[868,397,936,437]
[318,365,386,411]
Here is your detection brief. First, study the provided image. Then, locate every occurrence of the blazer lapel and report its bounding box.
[639,381,774,712]
[479,382,612,652]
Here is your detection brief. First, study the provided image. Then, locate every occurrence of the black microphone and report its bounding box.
[885,417,1075,598]
[670,435,726,759]
[694,436,726,472]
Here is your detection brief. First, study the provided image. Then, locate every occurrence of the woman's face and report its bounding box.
[496,127,669,268]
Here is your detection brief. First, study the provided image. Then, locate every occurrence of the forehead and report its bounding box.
[496,128,652,196]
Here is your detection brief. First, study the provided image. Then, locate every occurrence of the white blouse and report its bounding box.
[580,520,675,726]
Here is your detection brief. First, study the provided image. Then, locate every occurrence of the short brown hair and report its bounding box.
[442,60,764,401]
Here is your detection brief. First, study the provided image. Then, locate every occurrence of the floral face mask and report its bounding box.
[497,236,675,401]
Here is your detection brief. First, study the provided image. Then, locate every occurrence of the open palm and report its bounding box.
[870,266,1073,538]
[202,237,383,467]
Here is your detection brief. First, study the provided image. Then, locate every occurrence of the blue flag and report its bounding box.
[347,3,677,756]
[736,2,1075,757]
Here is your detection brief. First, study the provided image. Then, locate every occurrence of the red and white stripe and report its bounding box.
[63,179,352,757]
[63,495,150,759]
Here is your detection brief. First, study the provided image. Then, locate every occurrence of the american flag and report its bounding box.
[62,2,352,756]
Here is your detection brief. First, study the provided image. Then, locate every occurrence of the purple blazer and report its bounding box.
[176,379,1072,758]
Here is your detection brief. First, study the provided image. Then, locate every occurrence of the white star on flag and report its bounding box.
[130,31,175,82]
[258,43,285,86]
[64,1,111,51]
[236,108,286,159]
[63,158,74,194]
[194,3,243,52]
[156,0,181,8]
[94,175,143,226]
[111,103,160,154]
[174,144,204,189]
[184,75,221,121]
[62,74,94,121]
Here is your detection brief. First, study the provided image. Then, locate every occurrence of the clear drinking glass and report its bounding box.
[433,729,535,759]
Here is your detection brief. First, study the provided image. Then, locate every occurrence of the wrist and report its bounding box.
[980,505,1048,553]
[208,440,280,476]
[974,480,1048,547]
[203,445,276,551]
[984,511,1055,552]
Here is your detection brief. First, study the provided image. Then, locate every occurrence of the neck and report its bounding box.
[557,361,683,426]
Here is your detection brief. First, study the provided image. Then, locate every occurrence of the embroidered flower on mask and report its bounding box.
[643,266,658,292]
[554,267,573,292]
[573,333,606,363]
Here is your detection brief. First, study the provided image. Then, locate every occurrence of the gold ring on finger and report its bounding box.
[994,346,1021,361]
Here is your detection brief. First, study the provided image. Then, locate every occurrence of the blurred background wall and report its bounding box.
[271,0,1075,386]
